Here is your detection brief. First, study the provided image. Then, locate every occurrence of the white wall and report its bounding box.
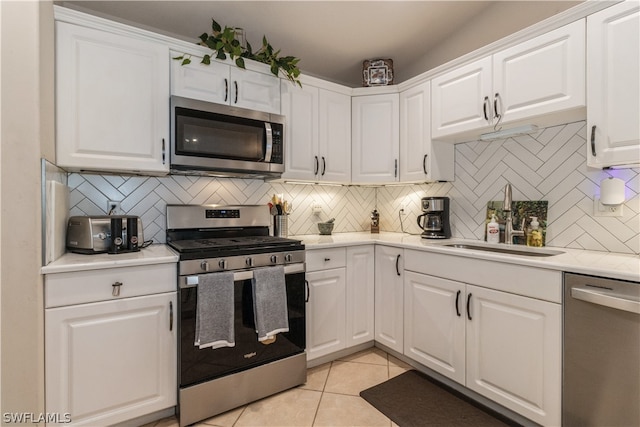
[0,0,54,417]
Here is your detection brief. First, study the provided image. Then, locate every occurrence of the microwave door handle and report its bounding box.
[264,122,273,162]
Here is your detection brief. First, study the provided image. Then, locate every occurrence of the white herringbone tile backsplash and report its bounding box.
[378,121,640,254]
[69,120,639,254]
[68,173,376,244]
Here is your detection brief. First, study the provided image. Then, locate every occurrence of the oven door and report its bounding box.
[179,266,306,388]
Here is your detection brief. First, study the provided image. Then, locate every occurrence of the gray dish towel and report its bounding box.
[252,266,289,342]
[195,272,235,350]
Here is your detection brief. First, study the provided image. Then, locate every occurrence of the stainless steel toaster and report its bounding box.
[66,215,143,254]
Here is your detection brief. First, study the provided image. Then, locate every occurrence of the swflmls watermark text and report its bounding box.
[3,412,71,424]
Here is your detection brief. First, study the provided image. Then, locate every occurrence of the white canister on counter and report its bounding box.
[487,214,500,243]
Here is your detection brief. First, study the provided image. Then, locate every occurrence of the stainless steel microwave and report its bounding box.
[170,96,285,178]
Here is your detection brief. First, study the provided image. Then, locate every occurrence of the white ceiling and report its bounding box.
[59,1,581,87]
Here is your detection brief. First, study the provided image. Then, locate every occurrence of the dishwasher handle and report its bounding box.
[571,287,640,315]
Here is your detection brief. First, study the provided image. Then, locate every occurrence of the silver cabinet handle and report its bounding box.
[423,154,428,175]
[224,78,228,102]
[321,157,326,176]
[112,281,123,297]
[313,156,319,175]
[591,125,597,157]
[571,287,640,314]
[394,159,398,178]
[162,138,166,165]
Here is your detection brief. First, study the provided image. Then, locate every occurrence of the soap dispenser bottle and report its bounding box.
[487,214,500,243]
[526,216,543,247]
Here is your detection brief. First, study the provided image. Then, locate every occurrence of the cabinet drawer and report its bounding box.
[404,249,561,303]
[306,248,346,272]
[45,263,177,308]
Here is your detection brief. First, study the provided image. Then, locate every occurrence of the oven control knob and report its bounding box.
[200,261,210,272]
[218,259,227,270]
[246,257,254,267]
[285,253,293,263]
[270,255,278,264]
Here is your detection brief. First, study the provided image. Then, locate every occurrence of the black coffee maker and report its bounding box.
[417,197,451,239]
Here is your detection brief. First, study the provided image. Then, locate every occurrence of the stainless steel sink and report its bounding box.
[443,243,564,257]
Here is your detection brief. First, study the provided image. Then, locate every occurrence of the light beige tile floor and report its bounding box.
[145,347,409,427]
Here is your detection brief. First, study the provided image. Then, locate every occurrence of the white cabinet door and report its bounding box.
[231,66,281,114]
[281,83,319,180]
[431,57,492,138]
[318,89,352,183]
[56,22,170,174]
[345,246,375,347]
[352,94,400,184]
[403,272,465,384]
[587,1,640,168]
[45,292,177,426]
[305,268,347,361]
[171,56,232,104]
[170,53,281,114]
[374,246,404,353]
[400,82,454,182]
[493,20,585,125]
[466,285,561,427]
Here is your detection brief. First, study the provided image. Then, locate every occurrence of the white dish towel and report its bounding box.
[252,266,289,342]
[195,272,235,350]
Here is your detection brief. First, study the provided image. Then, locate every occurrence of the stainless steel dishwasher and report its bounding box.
[563,272,640,427]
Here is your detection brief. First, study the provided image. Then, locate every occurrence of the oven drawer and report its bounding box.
[306,248,346,272]
[45,263,177,308]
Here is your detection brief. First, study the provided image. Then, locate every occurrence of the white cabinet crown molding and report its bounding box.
[397,1,620,93]
[54,5,280,78]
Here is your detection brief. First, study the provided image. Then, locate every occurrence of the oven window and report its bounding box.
[179,272,306,388]
[175,107,265,161]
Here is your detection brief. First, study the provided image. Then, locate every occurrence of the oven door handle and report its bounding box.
[181,263,306,288]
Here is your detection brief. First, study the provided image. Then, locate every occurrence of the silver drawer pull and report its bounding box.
[112,281,123,297]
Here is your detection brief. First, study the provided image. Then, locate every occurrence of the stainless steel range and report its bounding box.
[166,205,306,427]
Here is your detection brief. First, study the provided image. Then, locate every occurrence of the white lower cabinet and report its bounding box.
[404,272,465,383]
[345,246,375,347]
[306,246,375,361]
[374,246,404,353]
[45,264,177,426]
[403,251,561,426]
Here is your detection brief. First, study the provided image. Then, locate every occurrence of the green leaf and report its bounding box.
[235,57,245,69]
[270,63,279,76]
[181,57,191,65]
[216,50,226,60]
[172,55,184,61]
[199,33,209,43]
[201,54,211,65]
[211,19,221,33]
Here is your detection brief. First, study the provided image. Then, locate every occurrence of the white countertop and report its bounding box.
[41,244,179,274]
[295,232,640,283]
[40,234,640,282]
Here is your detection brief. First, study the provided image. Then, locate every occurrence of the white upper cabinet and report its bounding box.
[400,82,454,182]
[431,57,493,139]
[432,20,585,141]
[281,80,351,183]
[171,54,281,114]
[56,22,170,174]
[587,1,640,168]
[352,94,400,184]
[492,20,585,124]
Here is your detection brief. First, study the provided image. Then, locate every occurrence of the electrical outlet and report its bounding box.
[593,198,623,217]
[107,200,122,215]
[312,203,322,214]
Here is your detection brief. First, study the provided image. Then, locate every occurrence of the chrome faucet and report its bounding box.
[503,183,525,245]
